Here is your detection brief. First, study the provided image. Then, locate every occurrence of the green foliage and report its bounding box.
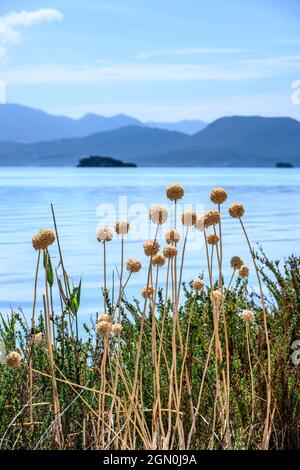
[0,254,299,449]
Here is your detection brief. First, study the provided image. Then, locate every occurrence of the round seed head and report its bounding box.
[210,187,228,205]
[238,265,249,278]
[112,323,123,336]
[95,321,112,336]
[115,220,130,235]
[98,314,112,323]
[230,256,244,270]
[211,289,223,304]
[165,229,181,244]
[141,285,155,298]
[149,205,169,225]
[96,227,113,242]
[152,253,166,267]
[33,332,43,346]
[204,210,220,228]
[126,258,142,273]
[192,278,205,291]
[143,239,160,257]
[163,245,178,259]
[32,229,56,251]
[206,233,219,245]
[6,351,22,369]
[229,202,245,218]
[241,309,254,322]
[291,350,300,366]
[181,211,197,227]
[166,183,184,201]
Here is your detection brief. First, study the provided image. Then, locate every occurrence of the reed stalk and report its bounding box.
[239,217,272,450]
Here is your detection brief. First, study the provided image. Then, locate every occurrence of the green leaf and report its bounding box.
[0,313,9,333]
[76,278,82,309]
[71,295,79,315]
[47,256,54,287]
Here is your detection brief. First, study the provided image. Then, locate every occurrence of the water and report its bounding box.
[0,167,299,322]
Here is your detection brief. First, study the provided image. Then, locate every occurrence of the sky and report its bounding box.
[0,0,300,122]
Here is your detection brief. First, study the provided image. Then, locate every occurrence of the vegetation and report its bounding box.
[77,156,136,168]
[276,162,293,168]
[0,185,299,450]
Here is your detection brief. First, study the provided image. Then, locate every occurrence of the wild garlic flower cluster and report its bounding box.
[95,314,123,337]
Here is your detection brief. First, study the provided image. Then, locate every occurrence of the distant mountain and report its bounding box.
[142,116,300,167]
[0,115,299,167]
[0,126,188,166]
[0,104,141,142]
[146,119,206,135]
[0,103,205,142]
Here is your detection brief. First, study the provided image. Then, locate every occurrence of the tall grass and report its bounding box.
[0,185,299,450]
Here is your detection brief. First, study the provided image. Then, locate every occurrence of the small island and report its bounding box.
[276,162,293,168]
[77,156,137,168]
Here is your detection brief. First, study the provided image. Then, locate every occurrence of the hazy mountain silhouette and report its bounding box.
[0,113,299,167]
[0,103,206,142]
[0,125,188,166]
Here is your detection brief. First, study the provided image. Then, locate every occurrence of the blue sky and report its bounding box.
[0,0,300,121]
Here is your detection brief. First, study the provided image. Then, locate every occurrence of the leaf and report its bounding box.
[0,313,9,333]
[47,256,54,287]
[71,294,79,315]
[76,278,82,309]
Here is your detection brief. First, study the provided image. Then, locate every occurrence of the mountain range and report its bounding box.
[0,104,299,167]
[0,103,206,142]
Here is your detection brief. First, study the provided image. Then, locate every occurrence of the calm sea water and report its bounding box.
[0,167,299,321]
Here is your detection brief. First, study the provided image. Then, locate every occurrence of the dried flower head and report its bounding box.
[241,309,254,322]
[182,211,197,227]
[163,245,178,259]
[228,202,245,218]
[126,258,142,273]
[238,265,249,278]
[166,183,184,201]
[149,205,169,225]
[192,278,205,291]
[95,321,112,336]
[6,351,22,369]
[141,285,155,298]
[32,229,56,251]
[291,339,300,351]
[115,220,130,235]
[211,289,223,304]
[291,350,300,366]
[33,332,43,346]
[206,233,219,245]
[152,253,166,267]
[210,187,228,205]
[230,256,244,270]
[96,227,113,242]
[112,323,123,336]
[165,229,181,244]
[195,215,205,232]
[98,314,112,323]
[143,239,160,257]
[204,210,220,228]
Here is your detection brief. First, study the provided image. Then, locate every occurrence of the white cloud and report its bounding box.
[273,38,300,46]
[2,55,300,85]
[137,48,246,60]
[0,8,63,57]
